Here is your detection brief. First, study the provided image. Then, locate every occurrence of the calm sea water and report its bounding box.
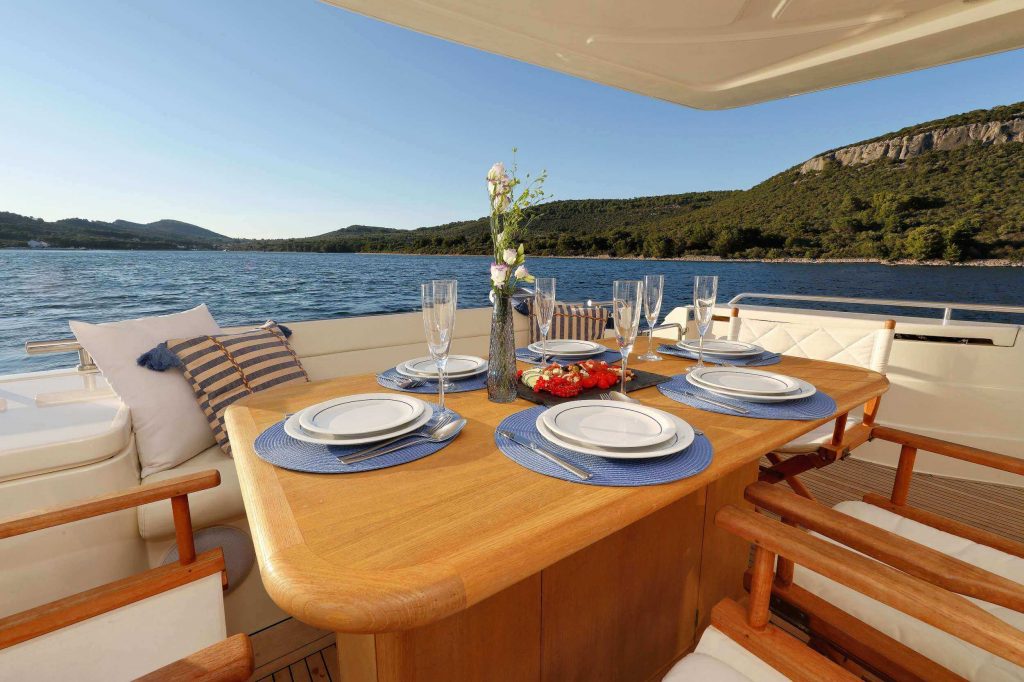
[1,250,1021,374]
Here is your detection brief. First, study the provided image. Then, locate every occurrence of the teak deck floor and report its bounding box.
[251,456,1024,681]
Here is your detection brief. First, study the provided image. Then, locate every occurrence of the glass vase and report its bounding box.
[487,292,518,403]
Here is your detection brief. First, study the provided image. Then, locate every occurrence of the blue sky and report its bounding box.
[1,1,1022,239]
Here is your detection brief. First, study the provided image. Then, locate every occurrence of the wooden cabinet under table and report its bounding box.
[226,352,887,682]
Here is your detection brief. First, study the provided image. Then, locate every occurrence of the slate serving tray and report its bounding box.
[516,369,672,407]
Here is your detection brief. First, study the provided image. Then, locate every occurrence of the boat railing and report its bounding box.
[25,338,96,372]
[726,292,1024,325]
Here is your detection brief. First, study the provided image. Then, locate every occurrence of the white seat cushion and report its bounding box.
[137,445,244,540]
[774,416,862,454]
[664,626,790,681]
[794,501,1024,681]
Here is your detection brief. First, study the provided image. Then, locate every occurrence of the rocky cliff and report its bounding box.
[800,117,1024,173]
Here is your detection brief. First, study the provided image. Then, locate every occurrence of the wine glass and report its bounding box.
[534,277,556,365]
[688,275,718,372]
[421,279,458,410]
[612,280,643,395]
[637,274,664,362]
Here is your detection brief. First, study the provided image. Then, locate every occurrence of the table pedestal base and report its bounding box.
[337,462,756,681]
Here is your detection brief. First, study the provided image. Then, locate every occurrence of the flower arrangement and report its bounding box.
[487,152,547,296]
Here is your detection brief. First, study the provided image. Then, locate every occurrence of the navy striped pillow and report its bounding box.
[167,322,308,454]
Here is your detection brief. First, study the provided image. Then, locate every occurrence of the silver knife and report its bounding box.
[499,430,592,480]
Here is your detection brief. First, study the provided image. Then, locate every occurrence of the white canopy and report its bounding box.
[321,0,1024,109]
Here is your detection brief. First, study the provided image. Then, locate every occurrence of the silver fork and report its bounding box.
[337,412,454,462]
[380,374,426,389]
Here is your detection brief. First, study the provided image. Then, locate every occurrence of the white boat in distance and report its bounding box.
[2,3,1023,681]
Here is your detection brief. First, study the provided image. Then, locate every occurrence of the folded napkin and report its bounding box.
[658,344,781,367]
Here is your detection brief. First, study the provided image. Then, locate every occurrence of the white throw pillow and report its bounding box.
[70,305,221,477]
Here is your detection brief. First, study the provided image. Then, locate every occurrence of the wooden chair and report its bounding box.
[664,504,1024,681]
[725,306,896,498]
[0,470,254,682]
[746,474,1024,681]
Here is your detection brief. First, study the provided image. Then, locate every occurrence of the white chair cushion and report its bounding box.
[137,444,244,540]
[774,416,862,454]
[794,500,1024,681]
[664,626,790,681]
[732,317,893,374]
[70,305,221,477]
[1,572,225,681]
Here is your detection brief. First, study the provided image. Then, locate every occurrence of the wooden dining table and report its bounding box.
[226,343,888,682]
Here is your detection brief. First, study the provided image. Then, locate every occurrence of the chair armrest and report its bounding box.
[134,633,253,682]
[871,426,1024,477]
[745,481,1024,612]
[0,470,221,540]
[716,505,1024,667]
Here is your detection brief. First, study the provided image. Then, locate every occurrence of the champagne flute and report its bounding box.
[688,275,718,372]
[534,277,556,365]
[638,274,664,362]
[612,280,643,395]
[421,279,458,410]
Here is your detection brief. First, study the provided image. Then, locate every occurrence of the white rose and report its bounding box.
[487,162,505,182]
[490,263,510,286]
[502,248,518,265]
[514,264,532,280]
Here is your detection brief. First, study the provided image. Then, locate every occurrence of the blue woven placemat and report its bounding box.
[494,405,713,486]
[253,405,462,473]
[376,367,486,393]
[516,347,622,365]
[658,345,781,367]
[658,374,836,421]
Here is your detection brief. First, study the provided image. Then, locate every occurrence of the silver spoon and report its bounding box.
[337,412,453,462]
[339,418,466,465]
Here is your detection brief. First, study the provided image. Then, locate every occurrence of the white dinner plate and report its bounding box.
[527,339,605,357]
[299,393,426,438]
[540,399,677,449]
[396,355,487,379]
[684,373,817,403]
[676,339,763,357]
[687,367,800,396]
[285,405,432,446]
[536,411,695,459]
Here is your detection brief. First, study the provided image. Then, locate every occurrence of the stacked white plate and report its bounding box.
[284,393,432,445]
[528,339,605,359]
[685,366,816,404]
[676,339,764,358]
[534,399,695,459]
[396,354,487,380]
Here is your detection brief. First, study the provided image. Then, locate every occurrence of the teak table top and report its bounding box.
[226,346,888,634]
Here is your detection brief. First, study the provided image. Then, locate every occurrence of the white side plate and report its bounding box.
[535,412,695,459]
[677,339,763,356]
[541,399,676,449]
[396,355,488,379]
[285,406,433,446]
[685,373,817,403]
[528,339,605,357]
[688,367,800,396]
[299,393,426,438]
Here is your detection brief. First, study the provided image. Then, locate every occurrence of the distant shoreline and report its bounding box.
[4,246,1021,266]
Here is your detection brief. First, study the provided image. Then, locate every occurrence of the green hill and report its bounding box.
[235,100,1024,262]
[0,213,234,250]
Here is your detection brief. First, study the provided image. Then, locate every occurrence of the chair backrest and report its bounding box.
[728,308,895,375]
[526,300,609,344]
